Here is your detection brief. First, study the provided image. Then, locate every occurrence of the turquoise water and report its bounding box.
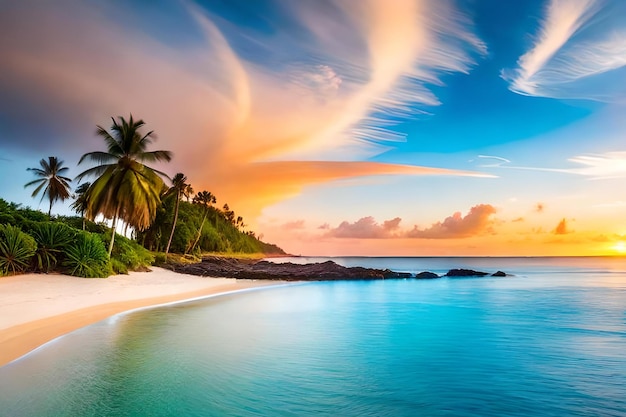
[1,257,626,416]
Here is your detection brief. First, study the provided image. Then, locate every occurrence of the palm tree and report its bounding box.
[76,115,172,255]
[236,216,245,231]
[25,156,72,217]
[184,184,194,202]
[222,203,235,224]
[164,173,189,255]
[188,190,216,254]
[70,182,91,230]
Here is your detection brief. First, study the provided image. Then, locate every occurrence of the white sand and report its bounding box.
[0,267,277,366]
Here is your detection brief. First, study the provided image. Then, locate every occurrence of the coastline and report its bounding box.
[0,267,281,367]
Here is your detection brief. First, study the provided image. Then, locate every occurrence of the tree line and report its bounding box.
[1,114,283,277]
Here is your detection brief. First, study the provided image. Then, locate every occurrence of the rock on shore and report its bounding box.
[165,257,510,281]
[167,257,412,281]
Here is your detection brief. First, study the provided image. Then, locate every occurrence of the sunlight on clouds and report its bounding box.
[211,161,494,220]
[504,0,626,101]
[0,0,492,226]
[568,152,626,178]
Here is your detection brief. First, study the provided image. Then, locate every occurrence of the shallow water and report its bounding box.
[1,257,626,416]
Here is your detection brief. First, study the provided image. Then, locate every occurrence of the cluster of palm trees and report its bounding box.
[25,115,172,256]
[24,114,251,257]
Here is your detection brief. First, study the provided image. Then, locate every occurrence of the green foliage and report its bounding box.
[76,115,172,234]
[153,252,167,265]
[137,198,286,256]
[31,222,74,273]
[0,224,37,276]
[24,156,72,217]
[110,258,129,275]
[55,215,107,234]
[63,232,110,278]
[103,231,154,271]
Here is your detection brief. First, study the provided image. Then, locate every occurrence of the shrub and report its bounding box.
[104,232,154,271]
[63,232,110,278]
[0,224,37,276]
[31,222,74,273]
[153,252,167,265]
[110,258,129,275]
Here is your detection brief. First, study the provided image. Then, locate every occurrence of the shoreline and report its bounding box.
[0,268,282,367]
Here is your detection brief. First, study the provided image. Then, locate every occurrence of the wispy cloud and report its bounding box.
[476,151,626,179]
[0,1,491,223]
[503,0,626,101]
[476,155,511,167]
[280,220,306,231]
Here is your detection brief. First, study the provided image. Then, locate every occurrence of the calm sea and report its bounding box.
[1,257,626,417]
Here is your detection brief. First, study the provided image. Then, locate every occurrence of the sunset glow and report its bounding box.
[1,0,626,256]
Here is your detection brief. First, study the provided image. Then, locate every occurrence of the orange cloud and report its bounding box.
[202,161,492,222]
[327,216,402,239]
[0,1,490,228]
[535,203,545,213]
[553,218,569,234]
[407,204,497,239]
[280,220,306,231]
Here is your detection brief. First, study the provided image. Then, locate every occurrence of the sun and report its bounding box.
[611,241,626,254]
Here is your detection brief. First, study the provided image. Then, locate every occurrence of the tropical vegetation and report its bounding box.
[0,114,285,278]
[76,115,172,255]
[24,156,72,218]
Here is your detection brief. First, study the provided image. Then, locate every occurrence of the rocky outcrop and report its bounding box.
[167,257,412,281]
[415,271,439,279]
[491,271,507,277]
[445,269,489,277]
[165,257,509,281]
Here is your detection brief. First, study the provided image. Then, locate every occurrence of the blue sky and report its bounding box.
[1,0,626,255]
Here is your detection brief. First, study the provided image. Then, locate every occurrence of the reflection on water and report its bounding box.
[1,258,625,416]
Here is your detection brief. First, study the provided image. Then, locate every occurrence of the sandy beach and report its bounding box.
[0,267,279,367]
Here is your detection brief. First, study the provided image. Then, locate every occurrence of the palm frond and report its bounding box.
[78,151,117,165]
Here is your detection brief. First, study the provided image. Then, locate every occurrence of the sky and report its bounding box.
[1,0,626,256]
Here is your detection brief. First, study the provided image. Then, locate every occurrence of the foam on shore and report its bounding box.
[0,267,279,367]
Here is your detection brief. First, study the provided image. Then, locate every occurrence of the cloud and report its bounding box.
[512,217,525,223]
[566,152,626,179]
[280,220,306,230]
[0,0,491,225]
[553,218,570,235]
[503,0,626,102]
[407,204,497,239]
[326,216,402,239]
[212,161,494,220]
[535,203,545,213]
[476,152,626,180]
[476,155,511,167]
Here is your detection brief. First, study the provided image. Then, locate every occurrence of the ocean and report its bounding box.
[1,257,625,416]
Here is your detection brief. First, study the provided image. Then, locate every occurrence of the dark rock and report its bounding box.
[415,271,439,279]
[165,256,413,281]
[491,271,508,277]
[445,268,489,277]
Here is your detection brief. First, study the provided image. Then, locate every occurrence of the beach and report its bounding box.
[0,267,277,367]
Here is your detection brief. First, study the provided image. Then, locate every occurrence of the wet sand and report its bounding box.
[0,267,278,367]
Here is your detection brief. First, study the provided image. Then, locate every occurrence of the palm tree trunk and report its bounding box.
[165,191,180,255]
[108,206,121,257]
[48,199,53,219]
[187,210,208,254]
